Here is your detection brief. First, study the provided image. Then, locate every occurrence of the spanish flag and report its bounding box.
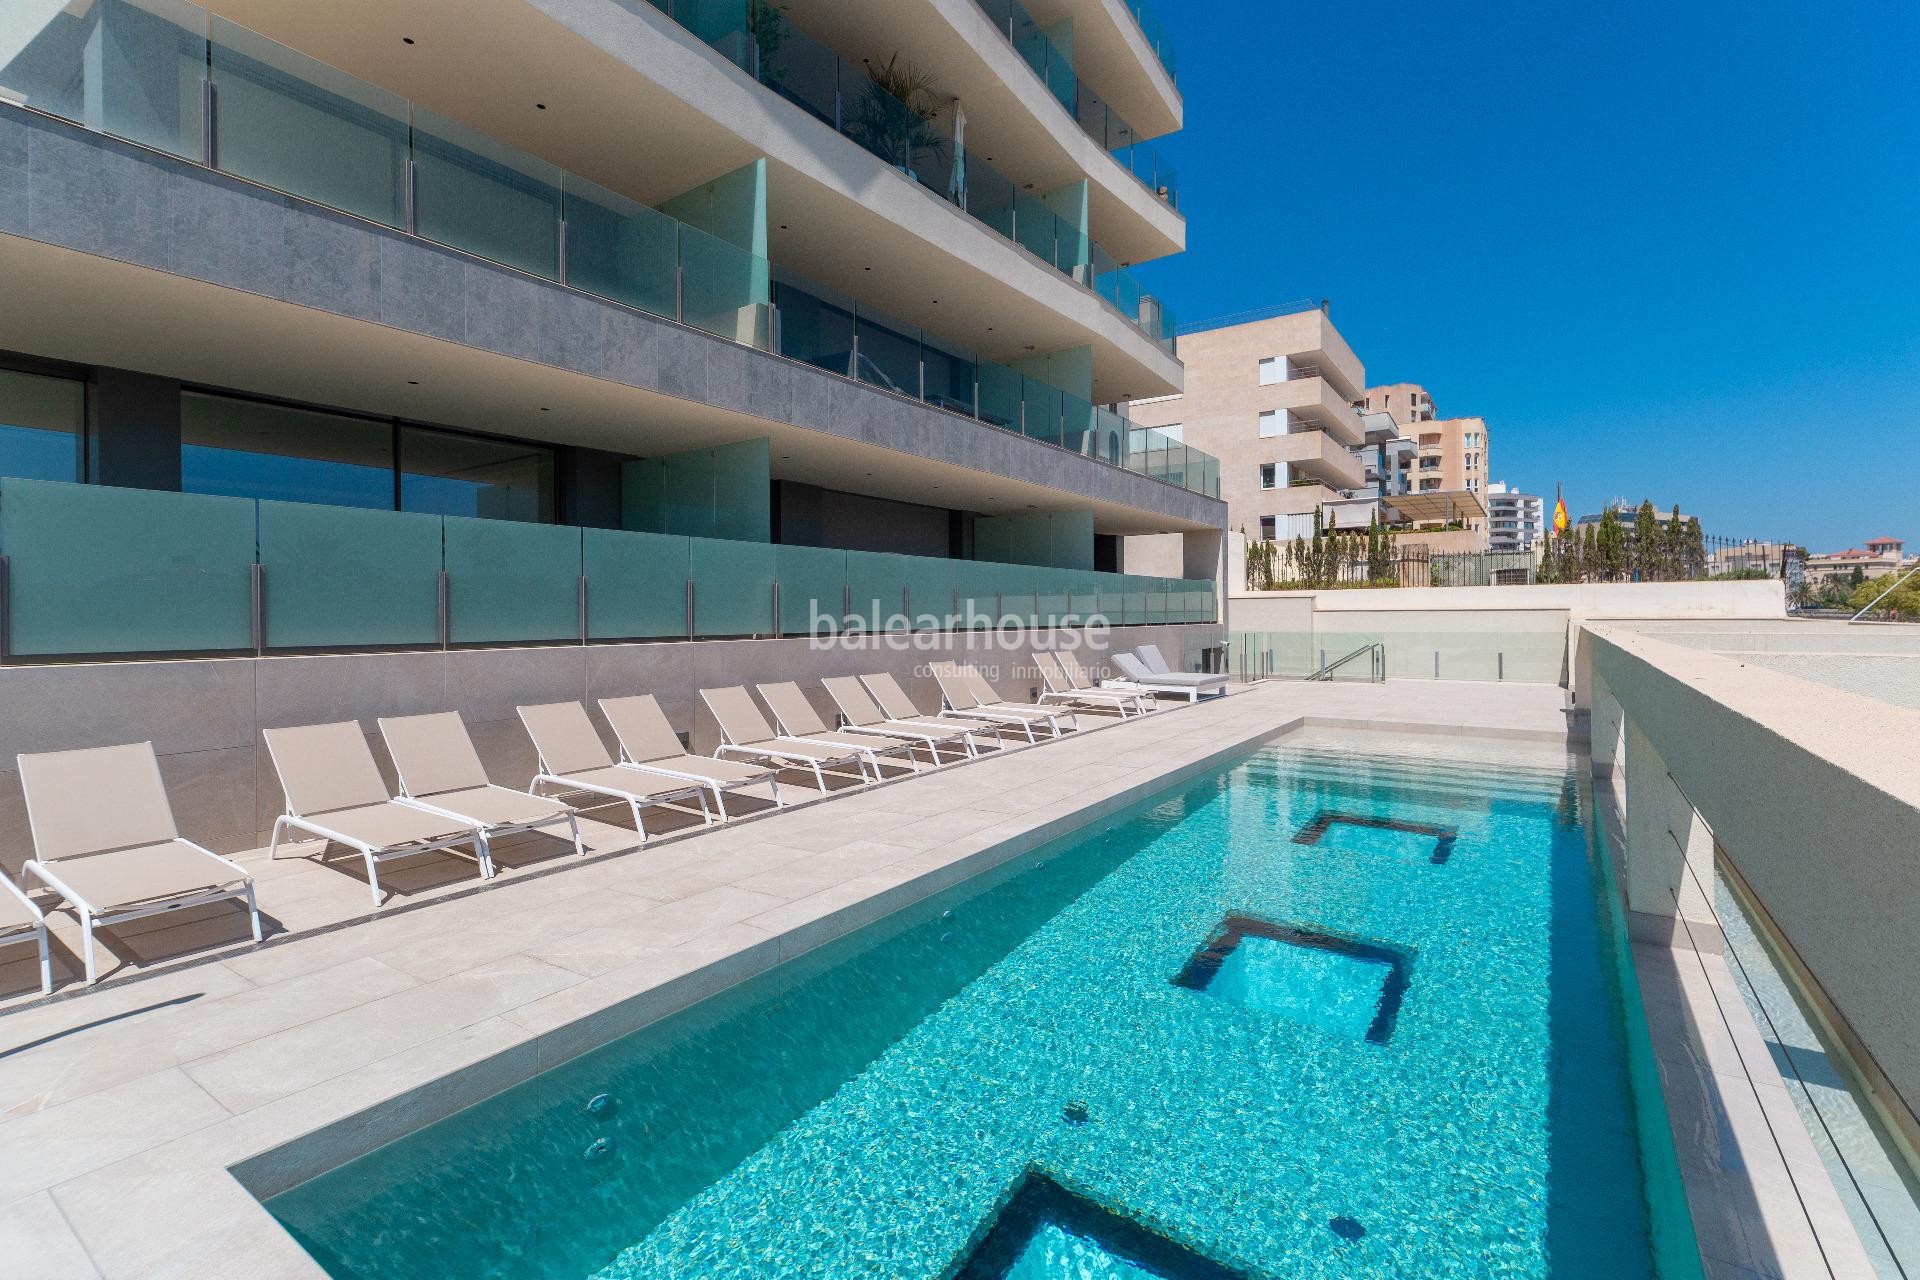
[1552,485,1570,534]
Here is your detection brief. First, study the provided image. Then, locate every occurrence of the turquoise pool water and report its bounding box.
[268,742,1674,1279]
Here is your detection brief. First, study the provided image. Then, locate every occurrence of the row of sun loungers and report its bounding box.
[1,649,1221,995]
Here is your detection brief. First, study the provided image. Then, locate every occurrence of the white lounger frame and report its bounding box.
[525,765,713,842]
[26,845,260,985]
[268,808,491,909]
[1,877,53,995]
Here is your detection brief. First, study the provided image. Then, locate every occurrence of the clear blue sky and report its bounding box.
[1131,0,1919,551]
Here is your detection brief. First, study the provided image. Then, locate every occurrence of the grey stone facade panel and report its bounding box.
[6,107,1219,529]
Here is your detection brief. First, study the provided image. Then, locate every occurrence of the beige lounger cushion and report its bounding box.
[548,766,706,800]
[0,882,41,931]
[754,683,835,736]
[377,712,491,797]
[16,742,180,862]
[645,754,770,783]
[417,785,572,827]
[38,840,246,911]
[599,696,773,784]
[737,737,858,763]
[517,702,618,775]
[300,802,478,849]
[819,678,966,741]
[262,722,394,816]
[597,696,687,765]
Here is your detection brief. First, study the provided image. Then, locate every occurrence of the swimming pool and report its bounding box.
[267,738,1689,1279]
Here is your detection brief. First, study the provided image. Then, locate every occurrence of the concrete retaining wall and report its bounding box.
[1585,625,1920,1139]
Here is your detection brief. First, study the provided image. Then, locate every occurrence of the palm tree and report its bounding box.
[846,55,946,177]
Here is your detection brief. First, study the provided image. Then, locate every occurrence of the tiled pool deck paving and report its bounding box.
[0,679,1874,1279]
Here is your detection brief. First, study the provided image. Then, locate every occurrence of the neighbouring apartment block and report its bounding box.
[1128,308,1488,550]
[1807,537,1913,586]
[1486,482,1544,555]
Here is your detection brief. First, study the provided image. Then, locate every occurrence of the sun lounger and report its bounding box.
[517,702,716,838]
[19,741,261,984]
[700,686,875,788]
[378,712,584,861]
[599,694,782,819]
[1112,652,1227,702]
[931,662,1073,740]
[859,672,1007,744]
[264,722,492,907]
[0,874,52,995]
[759,680,942,769]
[1061,650,1153,715]
[1033,651,1140,718]
[822,676,977,761]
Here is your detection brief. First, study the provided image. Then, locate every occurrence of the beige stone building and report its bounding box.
[1363,382,1489,532]
[1126,305,1368,543]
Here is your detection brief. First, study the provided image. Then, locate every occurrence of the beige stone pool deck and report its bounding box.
[0,678,1871,1279]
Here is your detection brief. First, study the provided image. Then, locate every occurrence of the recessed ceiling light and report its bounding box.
[402,36,415,44]
[539,406,549,411]
[779,224,788,230]
[536,103,547,110]
[406,379,418,385]
[864,266,872,271]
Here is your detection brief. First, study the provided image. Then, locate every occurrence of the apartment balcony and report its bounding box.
[1263,377,1365,448]
[1273,427,1365,492]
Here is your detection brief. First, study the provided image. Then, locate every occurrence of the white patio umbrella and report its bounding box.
[947,99,968,207]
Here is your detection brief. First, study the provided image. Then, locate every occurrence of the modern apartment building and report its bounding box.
[1362,382,1489,525]
[0,0,1225,844]
[1125,303,1368,543]
[1485,482,1544,554]
[1807,537,1912,586]
[1361,382,1436,427]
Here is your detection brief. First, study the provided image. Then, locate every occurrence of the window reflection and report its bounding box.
[0,368,85,482]
[181,391,394,508]
[400,426,554,522]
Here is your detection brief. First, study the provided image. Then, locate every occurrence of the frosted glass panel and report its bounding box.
[0,0,207,161]
[775,545,847,635]
[210,18,407,228]
[442,517,579,644]
[690,538,774,637]
[583,528,688,640]
[259,501,440,648]
[0,478,253,655]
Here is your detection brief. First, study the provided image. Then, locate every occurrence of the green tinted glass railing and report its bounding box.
[583,528,689,640]
[690,538,774,636]
[845,550,911,631]
[443,517,579,644]
[411,106,563,281]
[0,0,207,162]
[258,501,441,648]
[774,544,848,635]
[563,175,680,321]
[680,223,770,345]
[0,483,1216,657]
[209,18,408,229]
[0,478,253,655]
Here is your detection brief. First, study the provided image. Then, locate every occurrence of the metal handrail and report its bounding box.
[1307,642,1384,682]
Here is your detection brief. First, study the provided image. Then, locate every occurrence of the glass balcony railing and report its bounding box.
[0,0,1209,495]
[731,7,1175,352]
[968,0,1178,207]
[0,0,773,348]
[772,273,1216,496]
[0,477,1219,658]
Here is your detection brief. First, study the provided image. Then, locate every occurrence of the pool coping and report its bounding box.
[0,687,1612,1280]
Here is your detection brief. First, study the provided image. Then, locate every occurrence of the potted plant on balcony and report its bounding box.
[847,54,946,180]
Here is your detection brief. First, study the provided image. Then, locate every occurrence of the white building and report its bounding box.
[1487,482,1545,554]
